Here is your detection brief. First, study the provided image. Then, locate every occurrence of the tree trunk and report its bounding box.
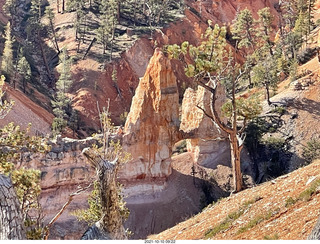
[266,84,271,106]
[23,77,26,93]
[81,148,127,240]
[62,0,65,13]
[229,133,243,192]
[308,215,320,239]
[50,21,60,52]
[308,0,312,36]
[38,32,52,84]
[117,1,121,23]
[57,0,60,13]
[0,174,26,240]
[82,37,97,60]
[133,0,137,26]
[248,72,253,88]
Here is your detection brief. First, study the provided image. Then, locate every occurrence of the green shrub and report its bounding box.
[302,139,320,164]
[204,197,261,239]
[297,178,320,202]
[262,137,286,150]
[284,179,320,207]
[270,106,286,116]
[236,208,279,235]
[264,233,279,240]
[285,197,297,207]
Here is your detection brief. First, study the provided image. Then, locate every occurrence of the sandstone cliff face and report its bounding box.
[180,85,229,168]
[23,136,97,240]
[121,49,180,183]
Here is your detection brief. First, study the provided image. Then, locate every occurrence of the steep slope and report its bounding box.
[150,159,320,240]
[0,84,54,135]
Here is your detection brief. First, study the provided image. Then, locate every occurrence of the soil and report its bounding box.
[150,159,320,240]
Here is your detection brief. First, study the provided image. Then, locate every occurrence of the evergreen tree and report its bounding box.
[232,8,256,51]
[30,0,42,21]
[1,22,14,79]
[17,56,31,94]
[293,10,308,48]
[252,55,279,105]
[56,48,72,93]
[167,23,262,192]
[95,20,110,54]
[45,6,60,52]
[51,48,73,135]
[256,7,274,56]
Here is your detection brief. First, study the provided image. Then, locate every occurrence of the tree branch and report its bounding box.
[196,105,232,135]
[43,183,93,240]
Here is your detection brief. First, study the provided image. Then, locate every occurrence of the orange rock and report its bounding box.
[120,49,180,181]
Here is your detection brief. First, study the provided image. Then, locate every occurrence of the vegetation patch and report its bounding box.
[262,137,286,151]
[236,208,280,235]
[302,139,320,164]
[204,197,261,239]
[264,233,279,240]
[285,197,297,207]
[270,106,287,116]
[297,178,320,202]
[285,178,320,209]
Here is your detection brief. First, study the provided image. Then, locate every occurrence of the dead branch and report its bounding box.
[43,183,93,240]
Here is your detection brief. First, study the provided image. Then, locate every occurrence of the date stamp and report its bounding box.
[144,240,176,244]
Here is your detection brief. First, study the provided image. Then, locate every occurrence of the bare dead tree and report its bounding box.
[81,147,127,240]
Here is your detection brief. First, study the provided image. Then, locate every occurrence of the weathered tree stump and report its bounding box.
[81,148,127,240]
[0,174,26,240]
[308,215,320,240]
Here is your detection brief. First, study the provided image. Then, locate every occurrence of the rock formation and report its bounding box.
[0,174,26,240]
[22,136,97,240]
[121,48,180,182]
[180,85,229,168]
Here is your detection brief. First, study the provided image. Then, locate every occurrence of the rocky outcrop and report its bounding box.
[121,48,180,182]
[180,85,229,168]
[22,136,97,240]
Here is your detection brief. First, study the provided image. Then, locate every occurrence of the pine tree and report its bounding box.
[95,20,110,54]
[293,10,308,48]
[56,48,72,93]
[17,57,31,94]
[45,6,60,52]
[252,54,279,106]
[51,48,73,135]
[257,7,274,56]
[1,22,14,79]
[30,0,42,21]
[99,0,118,61]
[232,8,256,51]
[167,23,262,192]
[232,8,257,88]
